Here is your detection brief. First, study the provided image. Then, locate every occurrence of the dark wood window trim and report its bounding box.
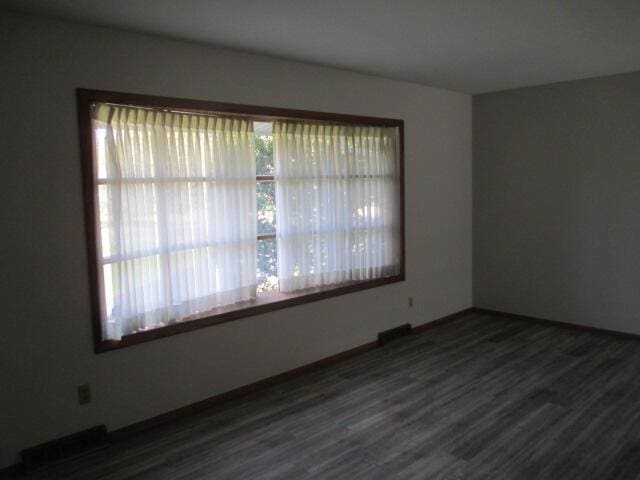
[77,88,405,354]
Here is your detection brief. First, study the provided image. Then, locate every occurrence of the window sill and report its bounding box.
[96,274,404,353]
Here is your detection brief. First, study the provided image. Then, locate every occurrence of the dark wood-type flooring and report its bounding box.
[9,311,640,479]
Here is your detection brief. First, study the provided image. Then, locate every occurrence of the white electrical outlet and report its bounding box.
[78,384,91,405]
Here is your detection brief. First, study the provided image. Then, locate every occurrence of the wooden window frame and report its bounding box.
[77,89,405,353]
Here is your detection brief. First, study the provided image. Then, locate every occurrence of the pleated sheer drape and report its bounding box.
[93,104,256,340]
[273,121,401,292]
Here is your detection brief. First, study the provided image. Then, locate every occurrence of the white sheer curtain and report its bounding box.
[93,104,256,340]
[273,121,401,292]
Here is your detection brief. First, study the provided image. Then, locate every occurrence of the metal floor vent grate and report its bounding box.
[20,425,107,471]
[377,324,413,346]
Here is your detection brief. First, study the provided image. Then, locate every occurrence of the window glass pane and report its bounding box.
[98,184,112,258]
[255,135,273,175]
[257,239,278,292]
[257,181,276,235]
[102,263,114,319]
[94,126,107,179]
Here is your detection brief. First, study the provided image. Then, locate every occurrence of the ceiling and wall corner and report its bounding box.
[2,0,640,94]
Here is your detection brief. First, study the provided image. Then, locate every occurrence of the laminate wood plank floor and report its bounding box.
[10,311,640,479]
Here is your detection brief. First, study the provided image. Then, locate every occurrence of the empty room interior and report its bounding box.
[2,1,640,478]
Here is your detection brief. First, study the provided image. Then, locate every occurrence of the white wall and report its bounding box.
[474,71,640,335]
[0,12,471,468]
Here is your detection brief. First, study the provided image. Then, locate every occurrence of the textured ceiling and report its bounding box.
[3,0,640,93]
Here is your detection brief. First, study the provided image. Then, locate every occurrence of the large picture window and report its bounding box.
[78,90,405,351]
